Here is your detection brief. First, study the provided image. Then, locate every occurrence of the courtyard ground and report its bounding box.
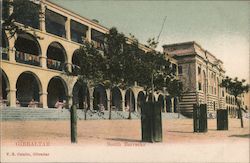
[1,118,249,162]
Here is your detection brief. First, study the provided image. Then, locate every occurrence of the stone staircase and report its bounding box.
[179,92,197,118]
[1,107,188,121]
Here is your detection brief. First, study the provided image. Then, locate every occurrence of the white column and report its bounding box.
[39,1,46,32]
[67,95,73,109]
[8,89,16,107]
[134,95,138,112]
[171,98,174,113]
[86,27,92,42]
[65,18,71,40]
[39,92,48,108]
[106,89,111,111]
[8,37,16,63]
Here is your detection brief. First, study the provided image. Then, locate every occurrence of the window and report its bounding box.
[45,9,67,38]
[178,66,182,74]
[70,20,88,44]
[198,82,202,90]
[198,66,201,75]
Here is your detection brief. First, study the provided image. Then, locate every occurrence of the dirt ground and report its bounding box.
[1,118,249,146]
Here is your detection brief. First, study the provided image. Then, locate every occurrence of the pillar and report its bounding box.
[171,98,174,113]
[86,27,92,42]
[134,95,138,112]
[8,0,14,16]
[40,56,47,68]
[65,18,71,40]
[163,96,167,112]
[39,92,48,108]
[106,89,111,111]
[7,36,16,63]
[67,95,73,109]
[8,89,16,107]
[39,1,46,32]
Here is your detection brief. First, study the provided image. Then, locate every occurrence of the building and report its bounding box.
[163,41,226,115]
[225,91,249,117]
[1,0,178,114]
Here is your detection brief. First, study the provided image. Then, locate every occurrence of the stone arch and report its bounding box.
[14,32,41,66]
[148,93,156,102]
[0,68,10,104]
[125,89,135,112]
[216,77,219,96]
[47,76,68,108]
[111,86,122,111]
[93,84,108,111]
[47,41,67,71]
[158,94,165,112]
[14,32,41,55]
[72,81,90,110]
[71,49,81,75]
[137,91,145,113]
[16,71,42,107]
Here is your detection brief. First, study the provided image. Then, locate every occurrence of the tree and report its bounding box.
[67,41,106,119]
[166,77,183,117]
[103,27,127,119]
[220,77,249,128]
[2,0,41,38]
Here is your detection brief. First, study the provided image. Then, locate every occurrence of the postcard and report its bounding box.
[1,0,249,162]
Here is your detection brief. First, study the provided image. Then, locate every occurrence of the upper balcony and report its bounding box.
[14,33,41,67]
[47,42,67,71]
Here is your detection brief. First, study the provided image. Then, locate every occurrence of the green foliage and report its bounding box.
[73,41,106,87]
[220,76,249,98]
[2,0,40,37]
[103,27,126,87]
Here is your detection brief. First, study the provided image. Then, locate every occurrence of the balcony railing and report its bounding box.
[15,51,40,66]
[1,47,9,60]
[47,58,64,71]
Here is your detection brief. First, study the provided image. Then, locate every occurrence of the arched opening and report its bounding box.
[137,91,145,113]
[72,81,90,110]
[148,93,156,102]
[111,87,122,111]
[166,96,172,112]
[217,77,219,97]
[158,95,165,112]
[93,84,107,111]
[0,69,10,106]
[47,42,67,71]
[71,49,81,75]
[1,31,9,60]
[125,89,135,112]
[16,72,41,107]
[203,70,206,93]
[14,33,41,66]
[47,77,67,108]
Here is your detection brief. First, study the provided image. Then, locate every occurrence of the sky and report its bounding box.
[50,0,249,82]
